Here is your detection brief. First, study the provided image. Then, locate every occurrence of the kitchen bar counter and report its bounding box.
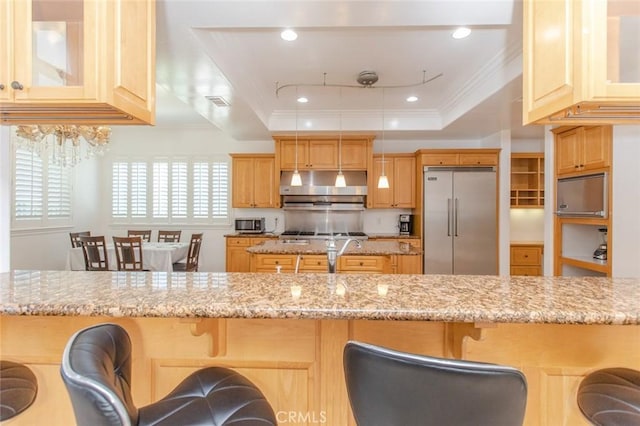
[1,270,638,426]
[1,270,637,324]
[246,239,422,256]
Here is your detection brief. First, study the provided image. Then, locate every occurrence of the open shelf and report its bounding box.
[511,153,544,208]
[559,256,608,274]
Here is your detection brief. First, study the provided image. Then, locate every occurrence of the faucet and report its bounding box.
[326,237,362,273]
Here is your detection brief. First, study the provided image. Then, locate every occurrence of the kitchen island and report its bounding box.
[247,239,422,274]
[1,270,639,425]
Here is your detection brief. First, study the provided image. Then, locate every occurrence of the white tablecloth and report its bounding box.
[66,242,189,273]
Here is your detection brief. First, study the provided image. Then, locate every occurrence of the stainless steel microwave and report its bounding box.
[556,173,608,218]
[235,217,266,233]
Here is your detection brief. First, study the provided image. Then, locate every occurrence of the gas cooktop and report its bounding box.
[280,231,368,240]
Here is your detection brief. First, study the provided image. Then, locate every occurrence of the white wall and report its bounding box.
[612,125,640,278]
[0,126,10,272]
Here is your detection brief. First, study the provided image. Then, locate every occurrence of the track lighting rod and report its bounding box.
[275,70,443,98]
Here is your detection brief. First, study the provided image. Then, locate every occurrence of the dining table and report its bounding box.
[66,242,190,273]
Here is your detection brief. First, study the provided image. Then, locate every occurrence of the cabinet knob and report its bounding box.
[275,261,279,264]
[579,164,584,168]
[524,254,528,258]
[0,83,4,90]
[10,81,24,90]
[575,165,579,169]
[316,261,320,265]
[359,262,363,266]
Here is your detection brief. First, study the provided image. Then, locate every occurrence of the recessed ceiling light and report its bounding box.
[452,27,471,39]
[281,29,298,41]
[297,97,308,103]
[406,96,418,102]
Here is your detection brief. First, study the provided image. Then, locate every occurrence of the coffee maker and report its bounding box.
[399,214,413,235]
[593,228,607,260]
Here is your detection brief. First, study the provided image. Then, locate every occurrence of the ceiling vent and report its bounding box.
[205,95,231,107]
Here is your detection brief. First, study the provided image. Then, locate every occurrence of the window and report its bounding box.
[12,146,73,228]
[111,157,229,224]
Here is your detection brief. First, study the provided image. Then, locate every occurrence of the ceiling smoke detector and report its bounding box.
[356,70,379,87]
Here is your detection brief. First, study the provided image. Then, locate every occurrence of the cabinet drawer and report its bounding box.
[226,237,252,247]
[253,255,296,268]
[339,256,387,272]
[510,246,542,265]
[422,153,459,166]
[510,266,541,276]
[459,153,497,165]
[299,255,327,271]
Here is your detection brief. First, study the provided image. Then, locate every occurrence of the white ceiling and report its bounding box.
[155,0,544,141]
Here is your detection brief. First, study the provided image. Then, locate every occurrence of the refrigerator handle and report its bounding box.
[454,198,459,237]
[447,198,452,236]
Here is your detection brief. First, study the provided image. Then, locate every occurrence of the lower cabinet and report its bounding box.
[249,254,394,274]
[225,237,277,272]
[338,255,391,274]
[510,244,543,276]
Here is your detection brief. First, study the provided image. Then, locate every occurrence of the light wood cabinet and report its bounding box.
[369,154,416,208]
[420,150,499,166]
[523,0,640,125]
[553,126,612,277]
[554,126,611,177]
[274,136,372,171]
[338,255,391,274]
[0,0,155,124]
[510,244,543,276]
[225,236,277,272]
[370,238,423,274]
[230,154,278,208]
[511,153,544,208]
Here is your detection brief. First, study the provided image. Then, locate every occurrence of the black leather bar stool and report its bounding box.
[0,360,38,421]
[577,367,640,425]
[61,323,277,426]
[343,341,528,426]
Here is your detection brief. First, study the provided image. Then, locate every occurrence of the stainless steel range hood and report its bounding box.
[280,170,367,196]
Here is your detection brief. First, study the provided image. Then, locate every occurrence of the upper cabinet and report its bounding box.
[554,126,611,176]
[523,0,640,125]
[0,0,155,124]
[369,154,416,209]
[274,135,373,171]
[230,154,278,208]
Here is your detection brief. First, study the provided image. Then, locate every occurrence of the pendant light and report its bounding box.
[291,86,302,186]
[377,88,390,189]
[335,88,346,187]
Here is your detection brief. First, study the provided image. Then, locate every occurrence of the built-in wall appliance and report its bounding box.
[556,173,608,218]
[423,166,497,275]
[399,214,413,235]
[234,217,266,234]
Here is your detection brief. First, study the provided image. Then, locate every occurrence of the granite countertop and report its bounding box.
[246,239,421,255]
[1,270,639,325]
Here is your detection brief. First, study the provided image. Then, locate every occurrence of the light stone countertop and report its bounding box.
[246,240,422,255]
[1,270,639,325]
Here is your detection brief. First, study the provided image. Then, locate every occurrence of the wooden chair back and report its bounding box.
[113,236,144,271]
[127,230,152,242]
[70,231,91,248]
[158,230,181,242]
[174,233,203,272]
[78,235,109,271]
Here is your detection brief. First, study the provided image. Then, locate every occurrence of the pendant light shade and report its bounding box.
[377,174,389,189]
[291,87,302,186]
[335,171,346,187]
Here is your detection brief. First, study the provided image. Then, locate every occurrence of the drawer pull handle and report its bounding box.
[524,255,528,258]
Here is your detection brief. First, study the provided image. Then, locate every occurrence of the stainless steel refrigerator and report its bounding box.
[423,166,497,275]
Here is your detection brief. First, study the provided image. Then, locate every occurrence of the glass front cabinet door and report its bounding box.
[0,0,155,124]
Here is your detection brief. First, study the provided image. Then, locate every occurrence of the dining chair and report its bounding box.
[127,230,152,242]
[343,341,528,426]
[173,233,203,272]
[69,231,91,248]
[157,230,181,242]
[113,236,144,271]
[78,235,109,271]
[61,323,277,426]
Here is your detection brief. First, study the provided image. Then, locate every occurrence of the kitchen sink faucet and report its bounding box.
[326,237,362,273]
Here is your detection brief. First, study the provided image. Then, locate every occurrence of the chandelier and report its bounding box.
[15,125,111,167]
